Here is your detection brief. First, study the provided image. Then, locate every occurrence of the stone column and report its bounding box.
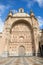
[33,29,39,56]
[5,27,11,57]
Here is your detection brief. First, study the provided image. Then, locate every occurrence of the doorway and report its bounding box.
[19,45,25,56]
[41,45,43,56]
[39,43,43,57]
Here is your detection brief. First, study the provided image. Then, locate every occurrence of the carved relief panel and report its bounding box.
[10,23,32,43]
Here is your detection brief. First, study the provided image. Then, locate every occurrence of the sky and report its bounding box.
[0,0,43,32]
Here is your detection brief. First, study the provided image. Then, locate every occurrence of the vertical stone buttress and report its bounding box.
[30,11,39,56]
[5,12,12,56]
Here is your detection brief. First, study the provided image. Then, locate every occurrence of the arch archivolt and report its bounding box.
[7,18,32,29]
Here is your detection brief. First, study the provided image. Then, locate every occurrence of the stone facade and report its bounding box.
[0,8,42,57]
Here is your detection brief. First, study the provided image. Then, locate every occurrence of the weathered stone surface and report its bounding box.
[0,8,42,57]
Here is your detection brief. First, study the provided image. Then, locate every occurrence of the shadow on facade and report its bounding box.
[38,30,43,57]
[39,43,43,57]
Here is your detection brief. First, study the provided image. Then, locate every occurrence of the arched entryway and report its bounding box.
[9,19,35,56]
[41,45,43,56]
[39,42,43,57]
[40,45,43,57]
[19,45,25,56]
